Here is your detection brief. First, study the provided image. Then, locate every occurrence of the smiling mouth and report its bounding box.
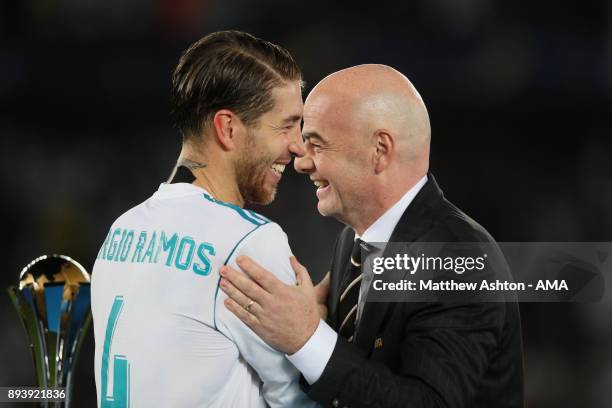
[270,163,286,176]
[313,180,329,190]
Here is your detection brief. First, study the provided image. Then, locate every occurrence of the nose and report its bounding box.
[288,138,304,159]
[293,145,314,174]
[288,128,313,174]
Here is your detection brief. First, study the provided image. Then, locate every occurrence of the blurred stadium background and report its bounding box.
[1,0,611,406]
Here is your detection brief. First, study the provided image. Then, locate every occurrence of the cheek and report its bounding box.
[316,150,367,181]
[273,133,291,150]
[331,158,369,198]
[255,140,281,162]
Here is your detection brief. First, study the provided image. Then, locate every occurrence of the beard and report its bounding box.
[235,133,278,205]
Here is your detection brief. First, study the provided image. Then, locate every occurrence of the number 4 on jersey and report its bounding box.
[101,296,130,407]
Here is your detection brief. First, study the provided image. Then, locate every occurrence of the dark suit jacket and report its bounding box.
[303,174,524,408]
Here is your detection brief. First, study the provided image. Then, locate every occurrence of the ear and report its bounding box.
[211,110,244,151]
[373,130,394,174]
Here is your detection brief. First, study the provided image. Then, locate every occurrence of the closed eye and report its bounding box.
[305,141,321,150]
[302,131,326,152]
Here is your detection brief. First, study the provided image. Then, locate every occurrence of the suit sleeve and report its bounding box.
[304,300,505,408]
[216,222,319,408]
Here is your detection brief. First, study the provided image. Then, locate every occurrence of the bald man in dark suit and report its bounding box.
[219,64,524,408]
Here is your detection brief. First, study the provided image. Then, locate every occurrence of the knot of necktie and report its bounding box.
[350,238,374,267]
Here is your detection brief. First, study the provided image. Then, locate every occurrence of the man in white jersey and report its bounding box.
[91,31,318,407]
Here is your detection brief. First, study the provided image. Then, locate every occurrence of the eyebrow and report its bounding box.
[281,114,302,125]
[302,131,327,144]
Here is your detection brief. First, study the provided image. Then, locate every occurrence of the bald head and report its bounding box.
[305,64,431,163]
[297,65,431,231]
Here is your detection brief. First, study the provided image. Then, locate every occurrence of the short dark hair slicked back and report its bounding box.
[171,30,302,141]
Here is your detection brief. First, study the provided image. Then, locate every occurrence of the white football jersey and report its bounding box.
[91,182,317,408]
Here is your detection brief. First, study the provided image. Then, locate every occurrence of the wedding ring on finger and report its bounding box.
[244,299,254,312]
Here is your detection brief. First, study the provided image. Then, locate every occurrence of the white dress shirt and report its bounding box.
[287,175,428,384]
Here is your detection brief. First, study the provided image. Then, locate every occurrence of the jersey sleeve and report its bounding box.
[215,222,319,408]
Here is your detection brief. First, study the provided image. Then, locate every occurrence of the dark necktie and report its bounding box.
[337,238,371,342]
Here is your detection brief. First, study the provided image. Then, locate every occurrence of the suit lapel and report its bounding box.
[354,174,445,352]
[328,228,355,328]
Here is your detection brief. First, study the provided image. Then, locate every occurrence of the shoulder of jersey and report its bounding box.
[110,202,145,227]
[201,193,272,228]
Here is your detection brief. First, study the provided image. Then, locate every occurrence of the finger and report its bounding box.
[224,297,261,329]
[290,256,313,289]
[235,256,282,292]
[314,271,331,303]
[220,278,262,317]
[220,265,271,304]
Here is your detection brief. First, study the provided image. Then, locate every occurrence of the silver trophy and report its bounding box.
[7,254,92,407]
